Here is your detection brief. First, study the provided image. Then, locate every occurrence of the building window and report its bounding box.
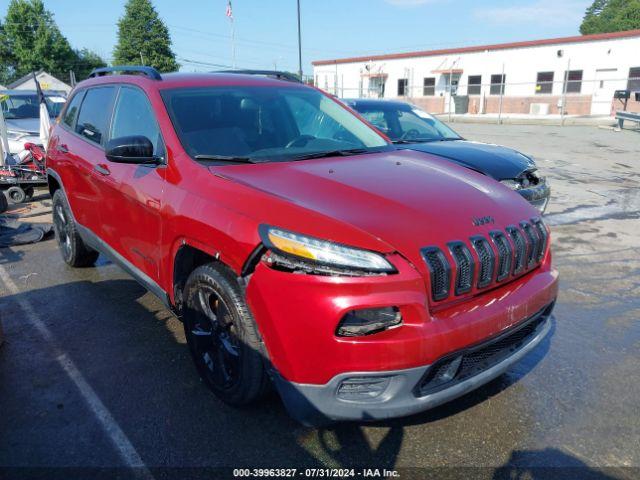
[490,74,506,95]
[536,72,554,94]
[423,77,435,96]
[468,75,482,95]
[628,67,640,91]
[398,78,408,96]
[564,70,583,94]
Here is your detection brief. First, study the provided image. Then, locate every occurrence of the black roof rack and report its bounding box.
[89,66,162,81]
[214,69,301,83]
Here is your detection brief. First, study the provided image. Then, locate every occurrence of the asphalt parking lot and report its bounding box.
[1,124,639,479]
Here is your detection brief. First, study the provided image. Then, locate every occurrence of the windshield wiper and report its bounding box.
[291,148,372,161]
[194,154,256,164]
[392,139,437,144]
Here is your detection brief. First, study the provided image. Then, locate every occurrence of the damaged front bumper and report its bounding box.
[272,303,554,425]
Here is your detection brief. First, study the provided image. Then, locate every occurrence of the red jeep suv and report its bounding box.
[47,67,558,424]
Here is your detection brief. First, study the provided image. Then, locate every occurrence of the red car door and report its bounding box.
[50,86,117,236]
[100,85,165,284]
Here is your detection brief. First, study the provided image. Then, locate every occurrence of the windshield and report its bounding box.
[0,93,66,119]
[161,86,390,163]
[354,103,461,143]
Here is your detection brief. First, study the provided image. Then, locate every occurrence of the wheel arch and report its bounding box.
[170,239,265,313]
[47,172,61,197]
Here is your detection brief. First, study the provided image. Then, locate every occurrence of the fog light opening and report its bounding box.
[336,307,402,337]
[337,376,392,400]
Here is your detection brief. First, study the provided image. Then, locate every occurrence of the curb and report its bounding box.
[435,115,617,127]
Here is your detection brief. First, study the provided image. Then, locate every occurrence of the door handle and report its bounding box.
[94,164,110,176]
[56,144,69,153]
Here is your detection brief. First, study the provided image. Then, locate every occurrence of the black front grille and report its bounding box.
[506,226,527,275]
[422,220,547,302]
[520,221,539,269]
[532,218,548,262]
[448,242,475,295]
[471,236,495,288]
[421,247,450,301]
[490,231,512,282]
[415,303,554,397]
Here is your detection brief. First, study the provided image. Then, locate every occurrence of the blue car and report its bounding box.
[344,99,550,213]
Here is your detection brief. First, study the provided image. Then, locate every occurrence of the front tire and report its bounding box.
[52,190,99,267]
[183,263,269,405]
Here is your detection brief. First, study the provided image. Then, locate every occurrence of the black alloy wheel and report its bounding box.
[51,190,99,267]
[183,263,269,405]
[190,285,242,391]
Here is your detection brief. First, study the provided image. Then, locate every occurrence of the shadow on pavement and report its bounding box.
[0,274,556,474]
[493,448,623,480]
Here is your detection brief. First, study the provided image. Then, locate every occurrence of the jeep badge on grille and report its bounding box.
[472,216,495,226]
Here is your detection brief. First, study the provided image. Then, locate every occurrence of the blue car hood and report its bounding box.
[4,118,40,135]
[402,140,536,180]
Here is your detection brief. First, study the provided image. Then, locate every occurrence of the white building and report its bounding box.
[7,70,71,94]
[312,30,640,116]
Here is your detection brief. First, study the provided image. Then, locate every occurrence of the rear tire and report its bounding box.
[0,192,8,213]
[52,190,99,267]
[7,186,26,204]
[183,263,270,405]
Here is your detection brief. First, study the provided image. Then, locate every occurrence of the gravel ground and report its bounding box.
[0,124,639,480]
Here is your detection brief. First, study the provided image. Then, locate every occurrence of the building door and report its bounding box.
[369,76,386,98]
[592,68,618,115]
[443,73,461,113]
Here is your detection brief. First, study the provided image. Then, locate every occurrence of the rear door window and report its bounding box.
[110,87,164,156]
[62,91,85,129]
[75,87,116,146]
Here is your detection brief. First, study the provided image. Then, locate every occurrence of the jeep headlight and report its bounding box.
[259,225,395,273]
[500,179,521,190]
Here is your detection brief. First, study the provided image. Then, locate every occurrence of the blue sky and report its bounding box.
[0,0,592,74]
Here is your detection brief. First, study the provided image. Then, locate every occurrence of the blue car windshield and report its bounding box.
[353,103,462,143]
[0,93,66,119]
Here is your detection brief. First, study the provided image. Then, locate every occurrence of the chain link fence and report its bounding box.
[315,72,640,124]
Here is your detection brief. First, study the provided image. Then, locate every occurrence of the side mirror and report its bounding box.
[105,135,159,164]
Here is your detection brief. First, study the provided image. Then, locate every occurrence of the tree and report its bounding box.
[74,48,107,80]
[580,0,640,35]
[1,0,107,84]
[3,0,76,80]
[113,0,179,73]
[0,20,16,85]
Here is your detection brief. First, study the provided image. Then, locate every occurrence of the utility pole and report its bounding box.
[497,63,505,125]
[297,0,303,80]
[448,63,454,123]
[561,58,570,126]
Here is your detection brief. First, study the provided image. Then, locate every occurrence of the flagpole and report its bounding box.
[226,0,236,69]
[296,0,302,80]
[231,17,236,69]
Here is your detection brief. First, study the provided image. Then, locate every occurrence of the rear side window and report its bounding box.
[75,87,116,146]
[62,91,84,128]
[110,87,163,156]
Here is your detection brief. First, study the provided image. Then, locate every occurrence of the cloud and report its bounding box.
[384,0,437,6]
[474,0,591,26]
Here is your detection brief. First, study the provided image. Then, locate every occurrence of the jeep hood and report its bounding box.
[212,150,537,272]
[401,140,535,180]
